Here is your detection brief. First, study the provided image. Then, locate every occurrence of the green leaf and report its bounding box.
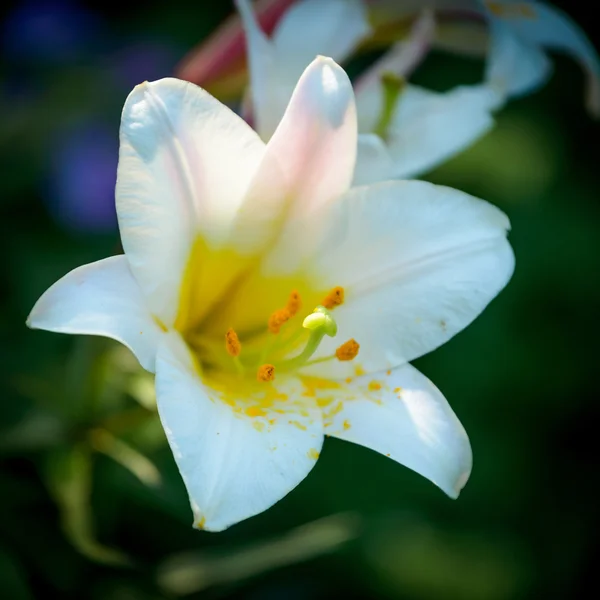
[43,445,131,567]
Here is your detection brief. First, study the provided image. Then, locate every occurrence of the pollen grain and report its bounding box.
[335,339,360,361]
[321,286,344,309]
[286,290,302,317]
[225,328,241,357]
[257,364,276,382]
[268,308,290,334]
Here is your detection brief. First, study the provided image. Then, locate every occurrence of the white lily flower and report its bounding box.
[237,0,497,183]
[481,1,600,116]
[28,57,514,531]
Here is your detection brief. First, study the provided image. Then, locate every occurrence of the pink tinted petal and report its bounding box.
[233,57,357,266]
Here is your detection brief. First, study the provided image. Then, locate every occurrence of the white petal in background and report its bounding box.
[155,335,324,532]
[116,78,266,324]
[485,20,552,103]
[235,0,281,139]
[353,6,496,184]
[353,134,397,187]
[487,0,600,115]
[237,0,370,140]
[27,256,163,372]
[307,180,514,377]
[354,8,436,103]
[354,83,497,183]
[325,363,472,499]
[272,0,371,74]
[384,84,498,180]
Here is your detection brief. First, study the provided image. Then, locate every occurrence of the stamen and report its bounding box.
[286,290,302,317]
[257,364,276,382]
[279,307,338,372]
[268,308,290,334]
[225,328,241,357]
[304,338,360,367]
[335,339,360,361]
[321,286,344,309]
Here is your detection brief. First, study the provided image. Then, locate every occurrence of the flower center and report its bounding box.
[174,240,359,413]
[181,286,359,397]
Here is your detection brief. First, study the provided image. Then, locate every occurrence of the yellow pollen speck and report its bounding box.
[343,419,351,430]
[386,370,391,376]
[153,315,168,332]
[316,396,334,408]
[328,401,344,418]
[336,339,360,361]
[307,448,320,460]
[369,381,382,391]
[252,421,265,432]
[394,387,403,394]
[246,406,267,418]
[286,290,302,317]
[345,377,353,384]
[257,364,276,382]
[225,328,241,357]
[289,420,307,431]
[195,516,206,529]
[268,308,290,334]
[321,286,344,309]
[355,365,365,377]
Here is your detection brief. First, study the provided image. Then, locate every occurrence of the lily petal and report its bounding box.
[307,180,514,377]
[385,83,497,180]
[238,0,370,140]
[353,133,396,187]
[27,256,162,372]
[326,363,472,498]
[354,9,436,96]
[354,83,496,183]
[486,0,600,116]
[485,20,552,102]
[155,335,324,532]
[235,0,280,139]
[116,78,266,324]
[234,56,357,262]
[272,0,371,70]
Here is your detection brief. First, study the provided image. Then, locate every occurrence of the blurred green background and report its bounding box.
[1,1,598,598]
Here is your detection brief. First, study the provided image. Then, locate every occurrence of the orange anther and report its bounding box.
[257,364,276,382]
[268,308,290,334]
[322,286,344,309]
[286,290,302,317]
[335,339,360,361]
[225,328,241,357]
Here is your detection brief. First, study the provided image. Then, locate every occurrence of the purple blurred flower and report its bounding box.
[47,121,118,233]
[45,41,179,233]
[2,0,104,63]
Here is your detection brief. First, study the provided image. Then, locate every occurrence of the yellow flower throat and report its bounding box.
[173,239,360,402]
[188,286,358,384]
